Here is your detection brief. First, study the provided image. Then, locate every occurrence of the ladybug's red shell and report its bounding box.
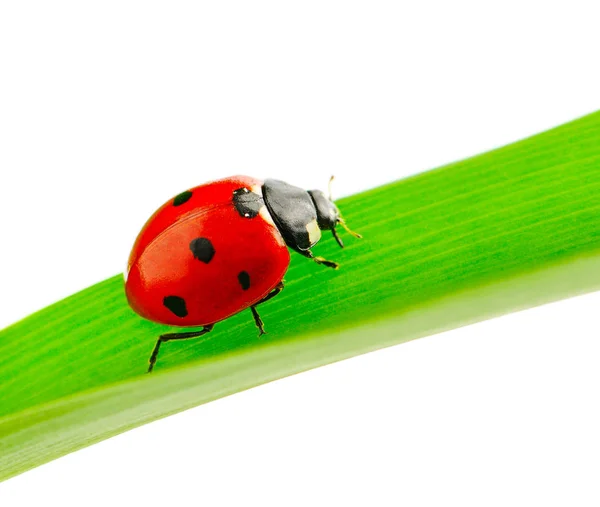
[125,175,290,327]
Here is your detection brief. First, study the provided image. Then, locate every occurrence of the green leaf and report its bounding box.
[2,112,600,481]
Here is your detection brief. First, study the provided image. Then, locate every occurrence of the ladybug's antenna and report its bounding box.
[328,174,362,243]
[328,175,335,201]
[338,218,362,239]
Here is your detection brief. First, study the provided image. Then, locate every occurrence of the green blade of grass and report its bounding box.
[2,112,600,481]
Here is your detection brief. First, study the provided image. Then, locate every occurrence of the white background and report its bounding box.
[1,1,600,505]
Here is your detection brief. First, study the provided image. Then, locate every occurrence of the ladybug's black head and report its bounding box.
[307,188,344,248]
[262,177,361,253]
[308,176,361,249]
[307,189,339,230]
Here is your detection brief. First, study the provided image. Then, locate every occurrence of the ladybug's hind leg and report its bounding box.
[250,307,266,335]
[250,281,284,336]
[148,324,214,373]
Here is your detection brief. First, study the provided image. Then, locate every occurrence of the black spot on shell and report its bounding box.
[233,187,263,218]
[190,237,215,263]
[163,296,188,317]
[238,271,251,290]
[173,190,193,206]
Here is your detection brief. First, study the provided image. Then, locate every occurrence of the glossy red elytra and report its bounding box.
[124,175,361,372]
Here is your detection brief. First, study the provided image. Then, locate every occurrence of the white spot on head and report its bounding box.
[306,219,321,245]
[244,213,250,217]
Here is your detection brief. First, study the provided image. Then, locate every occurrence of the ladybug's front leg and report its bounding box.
[300,249,339,270]
[250,281,284,336]
[148,324,214,373]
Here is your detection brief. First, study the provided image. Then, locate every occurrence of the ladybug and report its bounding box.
[124,175,361,372]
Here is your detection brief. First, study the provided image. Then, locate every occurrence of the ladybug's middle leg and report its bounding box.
[250,281,284,335]
[147,324,214,373]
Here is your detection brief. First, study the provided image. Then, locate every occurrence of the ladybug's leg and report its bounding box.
[250,281,284,336]
[250,307,266,336]
[148,324,214,373]
[300,249,339,270]
[331,227,344,248]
